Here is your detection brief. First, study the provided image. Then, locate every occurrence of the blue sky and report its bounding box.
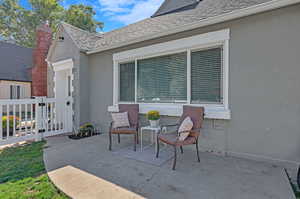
[19,0,164,32]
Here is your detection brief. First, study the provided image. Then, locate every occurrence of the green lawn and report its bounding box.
[0,141,69,199]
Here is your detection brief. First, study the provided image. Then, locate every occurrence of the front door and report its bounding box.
[54,61,73,133]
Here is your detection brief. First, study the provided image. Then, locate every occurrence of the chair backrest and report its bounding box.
[119,104,139,127]
[179,106,205,130]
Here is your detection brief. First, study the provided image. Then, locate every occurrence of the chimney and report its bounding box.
[31,22,52,97]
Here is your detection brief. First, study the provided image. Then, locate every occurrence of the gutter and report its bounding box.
[86,0,300,55]
[0,79,32,83]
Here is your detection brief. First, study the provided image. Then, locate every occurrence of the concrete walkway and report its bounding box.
[44,134,295,199]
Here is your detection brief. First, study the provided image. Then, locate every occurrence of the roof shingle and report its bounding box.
[62,0,273,53]
[0,41,32,82]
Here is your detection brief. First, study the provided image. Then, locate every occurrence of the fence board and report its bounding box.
[0,97,70,146]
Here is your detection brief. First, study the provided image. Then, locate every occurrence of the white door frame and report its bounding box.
[52,58,74,132]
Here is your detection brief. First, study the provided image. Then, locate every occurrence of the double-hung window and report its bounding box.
[10,85,21,99]
[114,29,230,119]
[191,47,223,104]
[119,62,135,102]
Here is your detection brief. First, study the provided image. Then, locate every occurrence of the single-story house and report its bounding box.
[46,0,300,166]
[0,41,32,99]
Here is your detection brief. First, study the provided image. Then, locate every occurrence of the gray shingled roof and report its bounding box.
[0,41,32,82]
[62,0,273,53]
[152,0,200,17]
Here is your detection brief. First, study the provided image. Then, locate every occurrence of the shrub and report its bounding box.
[78,123,95,136]
[79,123,94,130]
[2,116,20,129]
[147,110,160,121]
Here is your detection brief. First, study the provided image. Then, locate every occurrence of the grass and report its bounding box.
[291,182,300,199]
[285,168,300,199]
[0,141,69,199]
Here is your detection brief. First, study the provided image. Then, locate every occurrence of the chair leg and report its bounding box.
[156,137,160,158]
[118,134,120,143]
[134,133,137,151]
[109,132,112,151]
[196,138,200,162]
[180,146,183,154]
[172,146,177,170]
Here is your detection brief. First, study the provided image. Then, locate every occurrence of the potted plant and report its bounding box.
[69,123,95,140]
[79,123,95,137]
[2,116,20,137]
[147,110,160,128]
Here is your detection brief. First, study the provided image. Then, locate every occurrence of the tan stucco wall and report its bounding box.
[0,80,31,99]
[86,4,300,164]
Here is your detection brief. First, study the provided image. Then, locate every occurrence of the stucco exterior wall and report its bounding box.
[87,4,300,164]
[79,52,90,124]
[0,80,31,99]
[47,29,81,128]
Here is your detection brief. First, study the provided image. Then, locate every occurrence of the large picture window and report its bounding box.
[118,49,222,104]
[137,52,187,103]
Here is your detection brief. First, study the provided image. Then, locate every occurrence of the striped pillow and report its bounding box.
[178,117,193,141]
[111,112,130,128]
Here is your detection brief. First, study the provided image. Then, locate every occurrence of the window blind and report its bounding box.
[191,48,222,103]
[119,62,135,102]
[137,52,187,103]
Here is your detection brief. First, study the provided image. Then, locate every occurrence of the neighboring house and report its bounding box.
[0,42,32,99]
[0,24,52,100]
[46,0,300,166]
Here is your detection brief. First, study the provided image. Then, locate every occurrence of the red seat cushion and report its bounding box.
[111,127,137,134]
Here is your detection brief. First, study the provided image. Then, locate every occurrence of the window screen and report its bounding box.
[137,52,187,103]
[119,62,135,102]
[191,48,222,103]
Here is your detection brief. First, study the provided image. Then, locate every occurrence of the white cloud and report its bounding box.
[99,0,164,25]
[98,0,136,13]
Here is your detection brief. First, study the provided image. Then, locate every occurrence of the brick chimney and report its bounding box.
[31,22,52,97]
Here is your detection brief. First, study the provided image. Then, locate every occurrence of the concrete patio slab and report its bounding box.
[44,134,295,199]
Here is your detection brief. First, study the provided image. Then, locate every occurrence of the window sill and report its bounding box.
[108,104,231,120]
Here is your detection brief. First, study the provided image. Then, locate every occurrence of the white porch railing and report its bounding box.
[0,97,72,146]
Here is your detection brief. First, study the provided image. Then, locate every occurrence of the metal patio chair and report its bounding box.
[156,106,204,170]
[109,104,139,151]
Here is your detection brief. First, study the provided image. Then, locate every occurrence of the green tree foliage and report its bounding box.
[0,0,103,47]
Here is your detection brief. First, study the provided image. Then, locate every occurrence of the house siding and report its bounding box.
[47,29,81,127]
[86,4,300,164]
[0,80,31,99]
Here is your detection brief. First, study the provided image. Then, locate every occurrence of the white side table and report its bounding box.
[140,126,161,153]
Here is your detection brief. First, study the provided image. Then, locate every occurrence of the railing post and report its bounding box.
[35,97,44,141]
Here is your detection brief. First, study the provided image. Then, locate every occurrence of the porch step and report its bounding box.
[48,165,145,199]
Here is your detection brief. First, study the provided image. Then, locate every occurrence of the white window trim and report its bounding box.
[51,58,74,100]
[110,29,231,120]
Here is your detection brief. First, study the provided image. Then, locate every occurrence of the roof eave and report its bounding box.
[86,0,300,55]
[0,79,32,83]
